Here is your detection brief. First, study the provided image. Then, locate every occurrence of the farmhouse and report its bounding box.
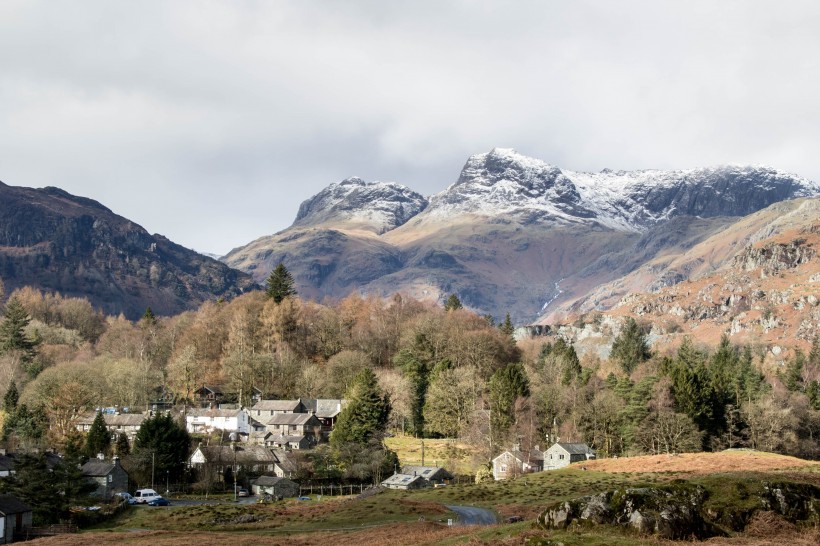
[250,399,306,421]
[189,445,296,479]
[185,407,249,436]
[265,413,322,449]
[81,456,129,500]
[75,412,146,443]
[544,442,596,470]
[492,446,544,480]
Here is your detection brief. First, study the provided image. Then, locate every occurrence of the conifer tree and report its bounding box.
[85,411,111,457]
[499,313,515,338]
[444,293,463,311]
[116,432,131,456]
[610,317,651,374]
[3,381,18,413]
[488,362,529,441]
[266,262,297,303]
[331,368,390,447]
[0,296,39,372]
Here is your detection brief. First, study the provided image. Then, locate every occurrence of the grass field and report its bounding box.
[384,436,477,476]
[25,450,820,546]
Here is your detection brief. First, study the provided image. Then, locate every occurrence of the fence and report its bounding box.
[15,523,78,541]
[299,483,369,497]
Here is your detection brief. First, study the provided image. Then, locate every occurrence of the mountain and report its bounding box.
[545,197,820,359]
[223,149,820,323]
[0,181,257,319]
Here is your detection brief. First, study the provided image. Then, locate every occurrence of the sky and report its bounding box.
[1,1,819,256]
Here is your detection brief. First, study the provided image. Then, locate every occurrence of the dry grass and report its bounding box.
[581,450,820,475]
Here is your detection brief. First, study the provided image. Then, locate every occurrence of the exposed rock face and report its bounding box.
[0,182,257,319]
[537,482,820,540]
[293,177,428,234]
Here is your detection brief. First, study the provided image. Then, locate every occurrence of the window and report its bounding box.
[501,464,507,472]
[559,454,564,460]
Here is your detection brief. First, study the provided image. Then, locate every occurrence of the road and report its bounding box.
[446,505,497,525]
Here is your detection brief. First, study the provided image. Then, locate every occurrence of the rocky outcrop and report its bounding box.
[537,481,820,540]
[733,240,816,276]
[0,182,257,319]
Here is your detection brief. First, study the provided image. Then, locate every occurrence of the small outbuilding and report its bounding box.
[400,466,454,485]
[251,476,300,498]
[492,446,544,481]
[0,495,32,544]
[381,473,430,490]
[81,456,129,500]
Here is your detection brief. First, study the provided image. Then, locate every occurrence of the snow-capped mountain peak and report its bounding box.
[294,177,428,234]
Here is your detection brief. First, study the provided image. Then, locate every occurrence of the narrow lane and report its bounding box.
[446,505,497,525]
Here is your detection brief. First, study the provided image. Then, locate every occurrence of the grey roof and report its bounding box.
[77,412,146,427]
[81,459,117,477]
[381,473,428,487]
[251,399,302,412]
[252,475,297,487]
[266,413,316,426]
[268,434,306,445]
[554,442,594,455]
[0,495,31,515]
[194,445,279,465]
[271,448,296,473]
[302,399,345,418]
[401,466,454,480]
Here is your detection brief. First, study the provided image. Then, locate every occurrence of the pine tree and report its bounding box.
[331,368,390,447]
[499,313,515,338]
[266,263,297,303]
[394,349,428,437]
[444,293,463,311]
[488,362,529,440]
[133,412,191,485]
[0,296,39,370]
[3,381,18,413]
[610,317,651,374]
[116,432,131,456]
[85,411,111,457]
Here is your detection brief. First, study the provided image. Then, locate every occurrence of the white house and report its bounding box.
[186,407,249,436]
[543,442,595,470]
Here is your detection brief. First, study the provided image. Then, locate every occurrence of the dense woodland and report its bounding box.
[0,265,818,482]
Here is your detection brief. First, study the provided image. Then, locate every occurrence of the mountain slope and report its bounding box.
[0,182,257,319]
[224,150,820,323]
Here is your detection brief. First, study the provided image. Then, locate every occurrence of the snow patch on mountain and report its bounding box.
[294,177,429,234]
[424,148,820,232]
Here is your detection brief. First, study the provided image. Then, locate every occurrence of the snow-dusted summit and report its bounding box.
[425,148,820,231]
[294,177,428,234]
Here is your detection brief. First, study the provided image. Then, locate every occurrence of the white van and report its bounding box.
[134,488,162,504]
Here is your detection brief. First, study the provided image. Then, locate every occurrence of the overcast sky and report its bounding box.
[1,1,818,255]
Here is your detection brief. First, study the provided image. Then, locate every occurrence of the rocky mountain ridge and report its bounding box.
[0,181,257,319]
[224,149,819,324]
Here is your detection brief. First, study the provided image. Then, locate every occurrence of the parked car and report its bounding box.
[148,497,170,506]
[297,496,311,501]
[116,492,136,505]
[237,488,249,497]
[134,488,162,504]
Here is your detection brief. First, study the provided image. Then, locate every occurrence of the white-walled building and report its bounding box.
[186,407,249,436]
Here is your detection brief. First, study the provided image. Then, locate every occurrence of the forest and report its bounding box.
[0,270,818,477]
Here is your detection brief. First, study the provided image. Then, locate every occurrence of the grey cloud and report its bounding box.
[1,1,818,255]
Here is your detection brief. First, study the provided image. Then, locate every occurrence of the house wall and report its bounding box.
[252,480,299,498]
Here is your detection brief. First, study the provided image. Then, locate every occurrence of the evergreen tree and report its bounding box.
[488,362,529,440]
[499,313,515,338]
[142,306,156,325]
[265,262,297,303]
[133,412,191,485]
[331,368,390,447]
[444,293,463,311]
[116,432,131,456]
[781,350,805,392]
[85,411,111,457]
[3,381,18,413]
[394,349,429,437]
[610,317,651,374]
[0,296,39,374]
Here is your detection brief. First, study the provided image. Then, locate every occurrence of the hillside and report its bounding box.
[0,182,257,319]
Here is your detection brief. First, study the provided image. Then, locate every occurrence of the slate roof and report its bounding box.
[195,445,279,465]
[301,399,345,418]
[77,412,146,427]
[381,473,429,487]
[271,449,296,474]
[251,399,302,412]
[555,442,594,455]
[266,413,316,426]
[253,475,296,487]
[0,495,31,515]
[401,466,454,480]
[81,459,117,477]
